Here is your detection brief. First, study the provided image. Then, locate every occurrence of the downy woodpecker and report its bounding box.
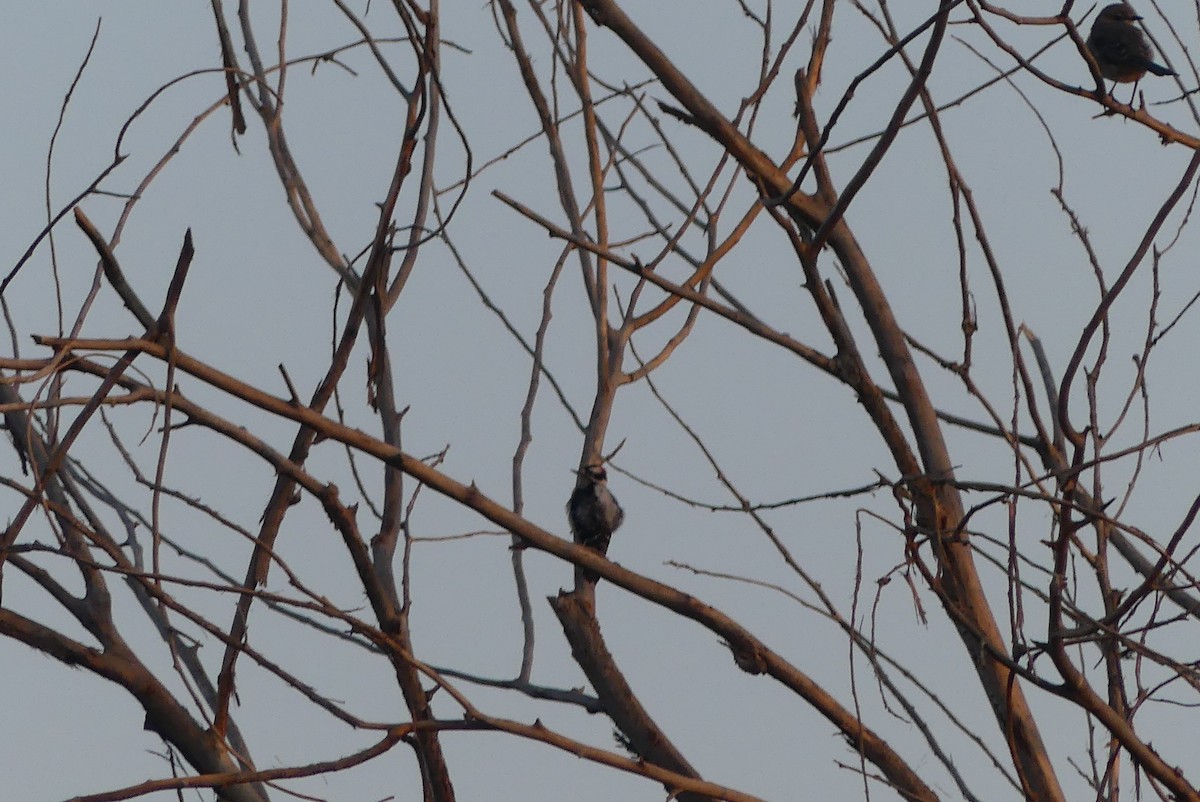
[566,464,624,582]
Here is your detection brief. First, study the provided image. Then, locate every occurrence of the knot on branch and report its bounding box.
[726,637,768,675]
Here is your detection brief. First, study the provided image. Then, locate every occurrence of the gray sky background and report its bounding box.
[4,2,1200,800]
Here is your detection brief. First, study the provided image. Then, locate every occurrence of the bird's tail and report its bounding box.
[1146,61,1177,77]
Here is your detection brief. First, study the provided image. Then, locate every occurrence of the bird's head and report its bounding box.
[580,464,608,483]
[1099,3,1142,23]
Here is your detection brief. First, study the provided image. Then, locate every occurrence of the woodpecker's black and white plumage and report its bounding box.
[566,464,624,583]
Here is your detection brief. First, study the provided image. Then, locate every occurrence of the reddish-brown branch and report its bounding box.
[33,333,939,802]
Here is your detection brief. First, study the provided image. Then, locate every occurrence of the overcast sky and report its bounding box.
[4,3,1200,801]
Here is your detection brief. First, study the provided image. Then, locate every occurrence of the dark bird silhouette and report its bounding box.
[1087,3,1175,101]
[566,464,624,583]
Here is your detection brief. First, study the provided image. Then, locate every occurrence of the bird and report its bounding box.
[566,464,625,583]
[1086,3,1175,102]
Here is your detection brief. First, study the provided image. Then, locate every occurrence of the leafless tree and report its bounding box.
[4,2,1200,801]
